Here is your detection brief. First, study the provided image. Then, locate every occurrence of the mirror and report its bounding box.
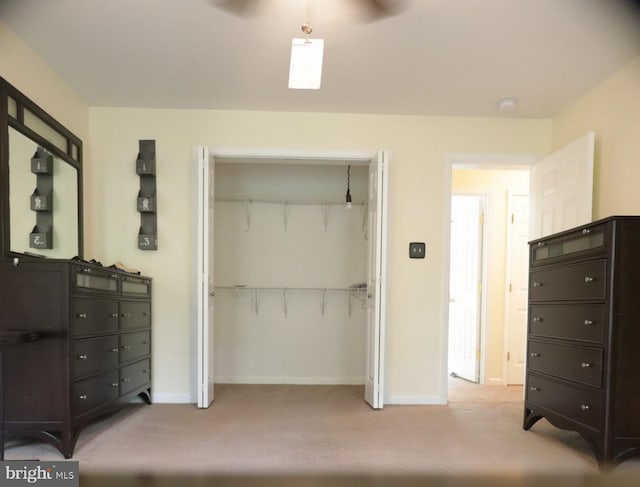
[8,128,79,257]
[0,77,83,260]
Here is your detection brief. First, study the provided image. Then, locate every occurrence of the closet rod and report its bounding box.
[215,285,367,294]
[215,197,366,206]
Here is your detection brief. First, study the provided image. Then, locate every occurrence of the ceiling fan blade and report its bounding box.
[210,0,261,17]
[356,0,407,20]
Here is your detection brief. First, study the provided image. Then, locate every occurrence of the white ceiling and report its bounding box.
[1,0,639,118]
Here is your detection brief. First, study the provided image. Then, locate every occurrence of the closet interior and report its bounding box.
[213,161,369,385]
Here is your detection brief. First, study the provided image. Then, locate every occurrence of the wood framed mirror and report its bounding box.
[0,77,83,260]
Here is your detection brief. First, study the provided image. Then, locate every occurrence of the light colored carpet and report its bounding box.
[4,380,640,480]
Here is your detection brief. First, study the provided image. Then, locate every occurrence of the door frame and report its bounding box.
[195,147,389,407]
[441,153,538,402]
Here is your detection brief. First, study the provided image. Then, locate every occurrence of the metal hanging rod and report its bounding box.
[215,197,366,206]
[214,285,368,317]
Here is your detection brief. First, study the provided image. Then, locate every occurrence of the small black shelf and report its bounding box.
[29,147,53,249]
[136,140,157,250]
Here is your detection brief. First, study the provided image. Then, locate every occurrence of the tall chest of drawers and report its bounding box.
[0,259,152,458]
[523,216,640,465]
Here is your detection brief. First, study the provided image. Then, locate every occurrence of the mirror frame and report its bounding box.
[0,77,84,260]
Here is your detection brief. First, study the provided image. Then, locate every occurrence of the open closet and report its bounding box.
[213,161,369,384]
[196,149,388,409]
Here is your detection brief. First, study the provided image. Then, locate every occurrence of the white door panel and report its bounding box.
[365,150,387,409]
[530,132,594,239]
[506,193,529,385]
[197,146,215,408]
[448,195,484,383]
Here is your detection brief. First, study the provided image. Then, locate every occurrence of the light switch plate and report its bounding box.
[409,242,426,259]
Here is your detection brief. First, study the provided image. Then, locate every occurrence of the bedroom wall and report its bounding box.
[87,108,551,403]
[551,55,640,219]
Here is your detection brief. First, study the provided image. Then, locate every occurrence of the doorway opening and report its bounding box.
[196,148,388,410]
[445,156,534,401]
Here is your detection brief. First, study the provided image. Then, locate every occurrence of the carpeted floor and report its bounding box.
[5,379,640,482]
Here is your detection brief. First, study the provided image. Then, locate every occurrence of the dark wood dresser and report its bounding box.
[523,216,640,466]
[0,259,151,458]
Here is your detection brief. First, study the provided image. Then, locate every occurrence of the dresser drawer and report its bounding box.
[530,224,606,267]
[528,340,603,388]
[119,301,151,330]
[73,369,119,417]
[120,358,151,395]
[527,373,603,430]
[529,304,606,344]
[120,331,151,363]
[73,336,119,378]
[530,260,606,302]
[72,298,119,336]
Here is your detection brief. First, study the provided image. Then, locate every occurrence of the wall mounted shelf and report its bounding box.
[29,147,53,249]
[136,139,157,250]
[215,197,367,233]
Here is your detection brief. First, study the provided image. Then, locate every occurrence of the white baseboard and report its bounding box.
[386,394,446,405]
[214,376,365,385]
[487,377,505,385]
[151,392,192,404]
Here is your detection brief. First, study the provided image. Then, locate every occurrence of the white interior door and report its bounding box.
[448,195,484,383]
[530,132,594,239]
[505,193,529,385]
[196,146,215,408]
[365,150,388,409]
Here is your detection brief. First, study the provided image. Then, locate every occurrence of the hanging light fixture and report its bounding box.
[288,1,324,90]
[345,165,352,210]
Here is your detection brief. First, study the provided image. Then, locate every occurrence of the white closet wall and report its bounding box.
[213,162,369,384]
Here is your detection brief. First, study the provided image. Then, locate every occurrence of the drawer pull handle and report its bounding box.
[122,377,131,382]
[584,320,594,325]
[122,345,131,350]
[121,313,131,317]
[77,354,88,360]
[142,369,148,373]
[581,404,591,411]
[80,267,91,273]
[142,340,149,345]
[78,394,88,400]
[529,386,540,392]
[582,228,591,235]
[111,348,119,353]
[111,383,119,388]
[584,276,595,283]
[537,242,545,247]
[530,352,540,357]
[110,313,119,318]
[532,317,543,322]
[76,313,87,319]
[581,362,592,368]
[532,282,543,287]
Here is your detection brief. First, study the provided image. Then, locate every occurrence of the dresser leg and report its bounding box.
[523,407,542,430]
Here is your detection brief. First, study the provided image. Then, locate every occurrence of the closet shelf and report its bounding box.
[214,285,368,317]
[215,197,367,233]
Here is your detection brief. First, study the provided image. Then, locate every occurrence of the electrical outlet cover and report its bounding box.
[409,242,426,259]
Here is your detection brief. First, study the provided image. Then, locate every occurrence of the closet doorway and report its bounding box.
[196,148,389,410]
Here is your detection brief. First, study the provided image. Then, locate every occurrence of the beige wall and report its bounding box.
[552,55,640,219]
[0,20,88,144]
[451,169,529,385]
[88,108,551,402]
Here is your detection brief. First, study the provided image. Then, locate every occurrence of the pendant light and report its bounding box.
[345,165,352,210]
[288,1,324,89]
